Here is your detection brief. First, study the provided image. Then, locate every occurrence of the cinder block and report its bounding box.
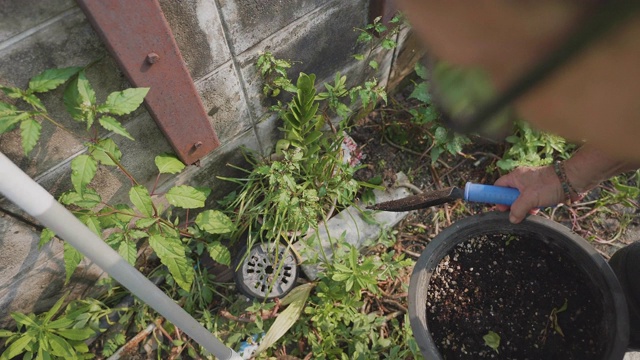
[236,0,369,121]
[0,250,104,329]
[0,215,62,290]
[0,0,76,43]
[217,0,330,55]
[195,61,252,144]
[159,0,232,80]
[0,10,105,89]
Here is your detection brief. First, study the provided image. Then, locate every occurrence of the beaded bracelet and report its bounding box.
[553,160,583,205]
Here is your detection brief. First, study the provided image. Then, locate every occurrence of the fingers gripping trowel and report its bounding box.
[368,182,520,211]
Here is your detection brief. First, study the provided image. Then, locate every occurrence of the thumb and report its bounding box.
[508,193,537,224]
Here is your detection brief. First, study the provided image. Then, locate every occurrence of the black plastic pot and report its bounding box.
[408,212,629,359]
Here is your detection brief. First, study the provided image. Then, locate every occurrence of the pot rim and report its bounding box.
[408,211,629,360]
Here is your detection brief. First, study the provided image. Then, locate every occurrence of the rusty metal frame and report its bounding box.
[77,0,220,165]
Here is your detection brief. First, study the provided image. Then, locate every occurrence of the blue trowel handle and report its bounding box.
[464,182,520,206]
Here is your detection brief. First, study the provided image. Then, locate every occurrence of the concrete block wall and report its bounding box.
[0,0,416,326]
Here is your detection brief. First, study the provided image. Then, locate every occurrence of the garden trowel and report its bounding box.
[368,182,520,212]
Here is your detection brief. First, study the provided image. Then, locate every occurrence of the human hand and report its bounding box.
[494,165,564,224]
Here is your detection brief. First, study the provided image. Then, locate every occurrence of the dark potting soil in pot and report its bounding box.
[426,233,606,360]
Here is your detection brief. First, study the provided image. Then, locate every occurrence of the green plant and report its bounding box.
[549,298,568,337]
[354,14,405,70]
[290,248,414,359]
[483,330,501,353]
[256,51,296,98]
[221,72,360,254]
[406,62,472,164]
[211,244,418,358]
[597,171,640,209]
[0,293,114,360]
[1,66,236,293]
[497,120,574,172]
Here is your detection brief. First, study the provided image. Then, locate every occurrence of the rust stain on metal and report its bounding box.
[77,0,220,165]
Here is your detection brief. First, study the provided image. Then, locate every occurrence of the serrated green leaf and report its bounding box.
[0,101,18,115]
[415,62,429,80]
[0,330,14,338]
[78,71,96,128]
[76,71,95,107]
[434,126,448,143]
[58,190,101,209]
[98,88,149,115]
[0,86,23,99]
[63,243,82,284]
[124,230,146,240]
[148,235,193,291]
[155,153,185,174]
[70,155,97,196]
[256,283,314,354]
[63,76,82,121]
[206,241,231,266]
[166,185,209,209]
[105,232,123,248]
[195,210,235,234]
[89,138,122,166]
[369,60,379,70]
[118,241,137,266]
[135,217,157,228]
[112,204,136,224]
[382,38,396,50]
[20,118,41,155]
[129,185,154,217]
[78,214,101,236]
[0,111,29,134]
[409,82,431,104]
[28,67,82,93]
[63,71,95,126]
[21,93,45,111]
[39,228,56,249]
[98,116,134,140]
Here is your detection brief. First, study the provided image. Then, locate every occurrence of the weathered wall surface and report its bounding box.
[0,0,417,326]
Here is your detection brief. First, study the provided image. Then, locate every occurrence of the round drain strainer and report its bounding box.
[234,242,299,300]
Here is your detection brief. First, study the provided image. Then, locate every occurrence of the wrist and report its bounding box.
[553,160,586,204]
[562,158,597,196]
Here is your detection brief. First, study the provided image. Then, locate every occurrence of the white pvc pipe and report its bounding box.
[0,152,241,360]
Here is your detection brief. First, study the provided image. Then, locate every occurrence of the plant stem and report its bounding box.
[151,173,161,196]
[105,151,139,187]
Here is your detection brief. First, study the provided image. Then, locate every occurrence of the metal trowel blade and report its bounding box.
[367,187,464,212]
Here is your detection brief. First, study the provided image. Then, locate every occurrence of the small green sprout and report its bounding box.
[550,298,568,337]
[483,330,501,353]
[505,234,518,246]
